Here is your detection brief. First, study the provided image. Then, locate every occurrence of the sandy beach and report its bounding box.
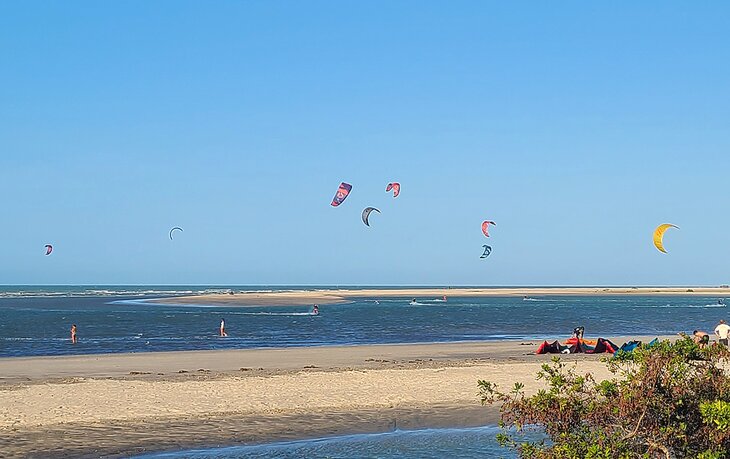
[0,338,663,458]
[153,287,730,307]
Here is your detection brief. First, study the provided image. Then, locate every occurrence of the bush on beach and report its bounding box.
[479,338,730,458]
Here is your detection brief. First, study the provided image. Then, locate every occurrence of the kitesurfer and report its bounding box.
[409,298,417,305]
[220,319,227,337]
[715,320,730,347]
[70,324,77,344]
[312,305,319,315]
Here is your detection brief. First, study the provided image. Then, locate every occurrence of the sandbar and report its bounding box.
[151,286,730,307]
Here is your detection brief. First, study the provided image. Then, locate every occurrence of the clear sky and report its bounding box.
[1,2,729,286]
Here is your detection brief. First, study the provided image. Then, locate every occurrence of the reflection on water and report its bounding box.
[135,426,543,458]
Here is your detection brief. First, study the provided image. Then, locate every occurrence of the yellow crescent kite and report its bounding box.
[653,224,679,253]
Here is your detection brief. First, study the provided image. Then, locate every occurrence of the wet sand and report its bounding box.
[0,338,663,458]
[153,286,730,307]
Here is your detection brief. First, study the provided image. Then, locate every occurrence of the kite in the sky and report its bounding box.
[169,227,183,240]
[386,182,400,198]
[653,224,679,253]
[480,245,492,259]
[481,221,496,238]
[44,244,53,256]
[331,182,352,207]
[361,207,380,227]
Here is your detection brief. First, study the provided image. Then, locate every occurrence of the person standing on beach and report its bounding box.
[70,324,77,344]
[715,320,730,346]
[220,318,227,337]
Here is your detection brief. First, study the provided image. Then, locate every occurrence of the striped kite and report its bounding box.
[331,182,352,207]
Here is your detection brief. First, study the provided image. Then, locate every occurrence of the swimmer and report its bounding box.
[70,324,77,344]
[220,318,228,337]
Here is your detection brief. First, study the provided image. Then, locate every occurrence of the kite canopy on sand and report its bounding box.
[386,182,400,198]
[361,207,380,227]
[169,227,183,240]
[331,182,352,207]
[481,221,496,238]
[44,244,53,256]
[653,223,679,253]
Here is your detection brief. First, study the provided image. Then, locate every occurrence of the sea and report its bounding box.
[2,285,724,458]
[0,285,726,358]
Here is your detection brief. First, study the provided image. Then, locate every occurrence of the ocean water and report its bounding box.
[134,426,542,459]
[0,286,727,357]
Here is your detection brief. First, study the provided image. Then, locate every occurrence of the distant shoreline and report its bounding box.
[151,286,730,307]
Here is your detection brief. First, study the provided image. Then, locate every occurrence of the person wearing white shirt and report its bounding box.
[714,319,730,346]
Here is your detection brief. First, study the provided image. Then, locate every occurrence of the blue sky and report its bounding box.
[1,1,729,285]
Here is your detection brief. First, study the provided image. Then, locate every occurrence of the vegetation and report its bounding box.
[479,338,730,458]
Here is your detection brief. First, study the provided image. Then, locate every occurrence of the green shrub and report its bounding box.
[479,338,730,458]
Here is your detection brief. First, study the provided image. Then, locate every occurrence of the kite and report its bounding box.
[361,207,381,227]
[386,182,401,198]
[169,227,183,240]
[481,221,496,238]
[331,182,352,207]
[653,224,679,254]
[44,244,53,256]
[480,245,492,259]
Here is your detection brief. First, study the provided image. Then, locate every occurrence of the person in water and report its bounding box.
[70,324,77,344]
[693,330,710,348]
[312,304,319,315]
[220,318,227,337]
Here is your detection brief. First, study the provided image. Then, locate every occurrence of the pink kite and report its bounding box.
[481,221,496,238]
[386,182,400,198]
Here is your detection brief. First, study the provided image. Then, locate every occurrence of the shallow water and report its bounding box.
[0,286,726,357]
[133,426,540,459]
